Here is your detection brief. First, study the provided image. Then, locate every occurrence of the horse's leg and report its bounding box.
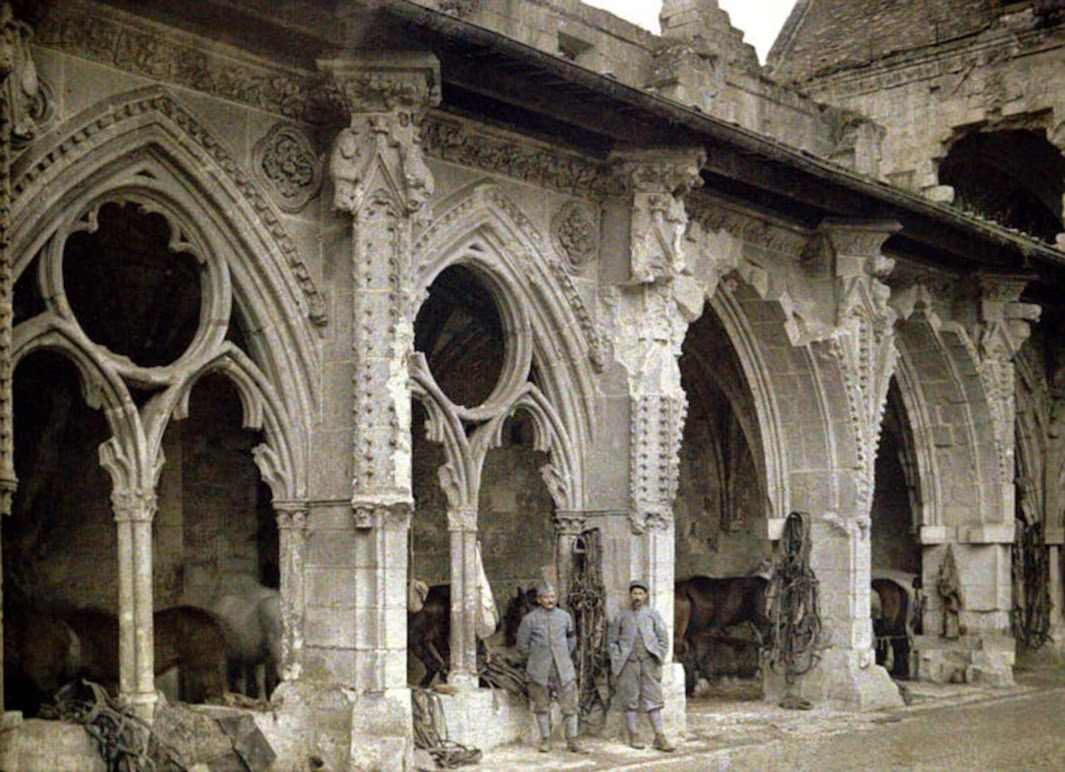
[674,588,692,658]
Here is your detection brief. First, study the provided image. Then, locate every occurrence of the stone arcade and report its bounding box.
[0,1,1063,769]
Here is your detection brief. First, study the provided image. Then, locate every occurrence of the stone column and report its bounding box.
[319,53,439,696]
[446,508,478,688]
[604,147,706,734]
[778,220,905,710]
[275,501,308,682]
[353,502,412,692]
[1046,383,1065,651]
[113,490,158,720]
[554,510,587,604]
[0,2,37,718]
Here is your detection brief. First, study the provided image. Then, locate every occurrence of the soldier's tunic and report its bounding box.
[609,604,669,712]
[516,605,579,716]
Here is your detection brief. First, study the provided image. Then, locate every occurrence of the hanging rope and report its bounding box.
[567,528,611,729]
[410,688,482,769]
[764,511,823,686]
[38,680,186,772]
[1011,521,1052,650]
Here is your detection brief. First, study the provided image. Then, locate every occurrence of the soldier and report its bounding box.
[515,582,586,754]
[608,579,676,752]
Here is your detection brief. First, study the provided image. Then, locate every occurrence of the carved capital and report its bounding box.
[319,53,440,221]
[275,501,309,532]
[612,148,706,283]
[630,506,674,534]
[976,273,1041,361]
[352,498,413,531]
[554,510,587,536]
[112,489,157,523]
[447,507,477,533]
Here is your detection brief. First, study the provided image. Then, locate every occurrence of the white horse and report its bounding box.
[209,576,282,699]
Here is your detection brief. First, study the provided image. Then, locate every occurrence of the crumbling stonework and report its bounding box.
[1,0,1063,769]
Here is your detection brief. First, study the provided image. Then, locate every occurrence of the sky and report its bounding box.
[585,0,796,63]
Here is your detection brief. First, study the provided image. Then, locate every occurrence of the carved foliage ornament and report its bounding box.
[37,3,317,121]
[254,123,322,214]
[353,500,413,531]
[321,56,440,223]
[551,200,599,274]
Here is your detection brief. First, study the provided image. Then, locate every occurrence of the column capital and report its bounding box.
[111,490,157,523]
[630,506,674,534]
[554,510,587,536]
[447,507,477,533]
[610,146,705,284]
[318,53,440,222]
[319,52,441,115]
[352,498,413,531]
[275,501,309,531]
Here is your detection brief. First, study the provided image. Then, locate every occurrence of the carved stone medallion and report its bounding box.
[551,200,599,274]
[254,123,322,214]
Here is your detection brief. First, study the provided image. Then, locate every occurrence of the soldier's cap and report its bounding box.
[629,579,649,593]
[536,581,557,596]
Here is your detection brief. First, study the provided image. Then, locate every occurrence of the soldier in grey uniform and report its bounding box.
[515,582,586,754]
[608,579,676,752]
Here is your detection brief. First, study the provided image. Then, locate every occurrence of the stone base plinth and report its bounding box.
[437,664,687,752]
[765,648,904,711]
[435,688,531,750]
[256,681,413,770]
[0,718,106,771]
[913,634,1015,688]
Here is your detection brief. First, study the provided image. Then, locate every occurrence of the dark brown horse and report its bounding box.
[62,605,227,703]
[502,586,538,648]
[408,584,450,687]
[674,575,770,658]
[872,577,913,679]
[3,604,81,716]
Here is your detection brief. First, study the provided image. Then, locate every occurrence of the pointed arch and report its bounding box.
[8,86,315,497]
[12,314,151,493]
[412,180,596,507]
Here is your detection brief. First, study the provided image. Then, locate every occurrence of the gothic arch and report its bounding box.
[8,86,315,498]
[894,294,1003,525]
[11,316,148,492]
[412,180,596,505]
[705,287,789,520]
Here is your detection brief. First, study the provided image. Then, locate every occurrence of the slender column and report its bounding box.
[447,508,478,688]
[113,490,158,721]
[0,1,37,716]
[275,502,308,681]
[554,511,587,603]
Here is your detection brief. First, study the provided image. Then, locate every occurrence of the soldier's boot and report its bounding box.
[564,715,587,754]
[625,711,645,749]
[536,713,551,753]
[649,709,675,752]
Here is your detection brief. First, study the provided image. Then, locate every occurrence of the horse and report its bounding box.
[674,574,770,657]
[210,580,283,698]
[62,605,227,704]
[684,629,761,693]
[408,584,450,687]
[502,586,539,648]
[871,572,917,679]
[2,604,81,716]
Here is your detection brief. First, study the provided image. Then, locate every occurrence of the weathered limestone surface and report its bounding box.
[2,0,1063,769]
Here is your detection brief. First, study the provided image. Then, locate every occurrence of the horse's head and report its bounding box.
[502,585,538,647]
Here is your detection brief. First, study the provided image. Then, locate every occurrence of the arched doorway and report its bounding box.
[676,304,771,702]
